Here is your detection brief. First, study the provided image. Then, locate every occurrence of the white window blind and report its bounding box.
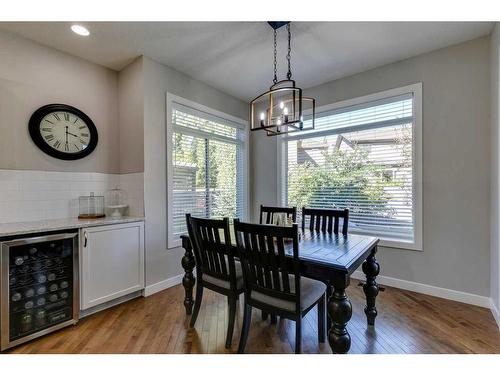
[169,101,247,247]
[283,93,417,244]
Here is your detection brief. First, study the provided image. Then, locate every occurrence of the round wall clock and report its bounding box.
[28,104,98,160]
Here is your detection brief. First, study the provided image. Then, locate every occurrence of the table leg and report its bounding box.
[362,247,380,326]
[181,235,196,315]
[327,285,352,354]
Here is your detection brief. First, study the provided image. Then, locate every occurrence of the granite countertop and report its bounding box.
[0,216,145,237]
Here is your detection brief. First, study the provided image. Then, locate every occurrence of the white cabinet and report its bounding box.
[80,221,144,310]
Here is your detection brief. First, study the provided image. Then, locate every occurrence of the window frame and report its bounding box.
[166,93,249,249]
[277,83,423,251]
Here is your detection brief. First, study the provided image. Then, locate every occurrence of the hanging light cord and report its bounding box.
[286,23,292,80]
[273,28,278,84]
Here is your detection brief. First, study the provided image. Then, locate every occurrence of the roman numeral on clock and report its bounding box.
[41,127,52,132]
[64,113,70,121]
[54,140,61,149]
[53,113,60,121]
[44,134,54,141]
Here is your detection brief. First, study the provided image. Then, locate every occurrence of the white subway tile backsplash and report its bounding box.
[0,170,144,223]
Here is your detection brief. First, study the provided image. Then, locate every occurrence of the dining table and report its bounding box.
[179,227,380,354]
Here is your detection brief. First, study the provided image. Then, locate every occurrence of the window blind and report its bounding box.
[283,94,415,242]
[170,103,246,244]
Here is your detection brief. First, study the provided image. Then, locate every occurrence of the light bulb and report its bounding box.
[283,107,289,115]
[279,101,284,109]
[260,112,265,120]
[277,118,282,125]
[300,115,304,122]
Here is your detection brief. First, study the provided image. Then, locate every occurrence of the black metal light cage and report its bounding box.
[250,22,316,136]
[250,80,315,136]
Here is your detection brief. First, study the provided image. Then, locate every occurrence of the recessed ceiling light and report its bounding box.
[71,25,90,37]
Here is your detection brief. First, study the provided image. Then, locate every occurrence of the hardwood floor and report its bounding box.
[8,282,500,354]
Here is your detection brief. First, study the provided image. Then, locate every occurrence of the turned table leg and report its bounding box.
[362,246,380,326]
[327,278,352,354]
[181,235,196,315]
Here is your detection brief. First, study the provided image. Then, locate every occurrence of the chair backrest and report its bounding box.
[301,207,349,235]
[186,214,237,289]
[259,204,297,225]
[233,219,300,313]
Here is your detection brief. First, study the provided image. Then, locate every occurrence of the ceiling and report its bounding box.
[0,22,493,101]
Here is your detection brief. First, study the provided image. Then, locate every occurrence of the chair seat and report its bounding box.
[202,260,244,290]
[251,275,326,312]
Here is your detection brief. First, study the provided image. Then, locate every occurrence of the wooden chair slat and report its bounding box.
[213,227,227,275]
[258,234,273,290]
[276,236,290,293]
[266,235,281,291]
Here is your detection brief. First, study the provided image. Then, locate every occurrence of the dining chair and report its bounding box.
[186,214,244,349]
[233,220,326,354]
[259,204,298,324]
[301,207,349,235]
[259,204,297,225]
[301,207,349,328]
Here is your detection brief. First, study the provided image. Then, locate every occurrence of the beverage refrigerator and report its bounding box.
[0,232,79,350]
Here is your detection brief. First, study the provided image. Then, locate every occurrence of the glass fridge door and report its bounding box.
[1,232,79,350]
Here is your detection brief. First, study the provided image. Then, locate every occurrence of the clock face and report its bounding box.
[39,111,91,153]
[29,104,98,160]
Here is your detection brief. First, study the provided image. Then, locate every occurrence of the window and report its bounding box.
[167,95,248,248]
[278,84,422,250]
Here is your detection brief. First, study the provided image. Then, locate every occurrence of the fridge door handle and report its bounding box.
[84,232,88,248]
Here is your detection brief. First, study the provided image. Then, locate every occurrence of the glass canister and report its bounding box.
[105,187,128,218]
[78,192,105,219]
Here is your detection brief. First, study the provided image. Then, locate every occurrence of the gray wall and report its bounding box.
[142,56,247,287]
[118,57,144,173]
[251,36,491,297]
[0,30,120,173]
[491,24,500,313]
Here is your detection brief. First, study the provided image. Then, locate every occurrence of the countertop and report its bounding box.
[0,216,145,237]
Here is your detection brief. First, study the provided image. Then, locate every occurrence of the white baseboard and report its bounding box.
[351,270,491,308]
[144,274,184,297]
[490,299,500,330]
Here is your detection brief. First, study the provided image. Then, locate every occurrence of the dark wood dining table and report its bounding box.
[179,228,380,354]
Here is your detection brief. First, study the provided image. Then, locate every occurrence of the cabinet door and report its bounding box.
[80,222,144,310]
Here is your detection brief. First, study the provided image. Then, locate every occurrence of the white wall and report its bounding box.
[251,36,491,298]
[0,30,119,173]
[142,56,247,287]
[118,57,144,174]
[490,23,500,325]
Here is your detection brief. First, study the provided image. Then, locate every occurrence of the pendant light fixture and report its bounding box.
[250,22,315,136]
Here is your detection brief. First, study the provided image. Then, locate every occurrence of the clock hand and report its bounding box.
[67,132,80,137]
[65,126,68,144]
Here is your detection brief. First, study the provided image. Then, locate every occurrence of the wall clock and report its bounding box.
[28,104,98,160]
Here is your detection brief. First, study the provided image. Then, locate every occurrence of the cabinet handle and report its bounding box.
[84,232,88,248]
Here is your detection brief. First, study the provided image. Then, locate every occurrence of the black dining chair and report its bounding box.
[260,204,297,225]
[301,207,349,235]
[233,219,326,354]
[186,214,244,349]
[259,204,298,323]
[301,207,349,327]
